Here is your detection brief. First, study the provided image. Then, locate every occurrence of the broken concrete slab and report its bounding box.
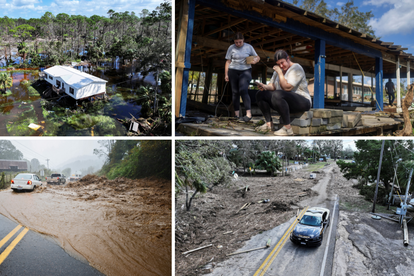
[292,125,310,135]
[310,125,327,134]
[328,117,343,125]
[362,118,398,126]
[327,123,342,131]
[312,118,323,127]
[312,109,343,118]
[342,115,349,128]
[291,118,311,127]
[343,113,362,128]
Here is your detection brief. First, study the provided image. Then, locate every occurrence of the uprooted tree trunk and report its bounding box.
[396,84,414,136]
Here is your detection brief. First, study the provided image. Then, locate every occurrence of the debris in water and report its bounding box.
[28,123,41,130]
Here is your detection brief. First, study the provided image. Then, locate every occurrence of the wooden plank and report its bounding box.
[175,0,190,117]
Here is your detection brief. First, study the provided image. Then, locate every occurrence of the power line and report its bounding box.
[13,141,49,160]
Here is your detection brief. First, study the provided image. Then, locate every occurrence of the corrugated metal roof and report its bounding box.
[44,66,108,89]
[0,160,27,170]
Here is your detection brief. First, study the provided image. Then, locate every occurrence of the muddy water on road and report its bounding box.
[0,177,171,276]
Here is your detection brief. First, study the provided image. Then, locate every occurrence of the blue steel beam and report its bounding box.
[179,0,196,117]
[196,0,382,59]
[314,39,326,109]
[375,57,384,111]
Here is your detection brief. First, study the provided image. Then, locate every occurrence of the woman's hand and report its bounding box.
[225,75,229,82]
[256,82,265,91]
[251,56,260,65]
[273,65,283,75]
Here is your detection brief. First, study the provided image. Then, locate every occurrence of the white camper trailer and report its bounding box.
[43,66,107,100]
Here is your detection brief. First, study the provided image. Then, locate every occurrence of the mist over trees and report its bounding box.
[0,141,23,160]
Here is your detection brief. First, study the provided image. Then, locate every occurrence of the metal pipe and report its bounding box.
[388,158,403,209]
[403,219,409,246]
[404,168,413,206]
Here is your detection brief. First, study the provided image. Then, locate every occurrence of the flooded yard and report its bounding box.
[0,65,160,136]
[0,176,171,276]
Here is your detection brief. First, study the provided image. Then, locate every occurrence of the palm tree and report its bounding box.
[0,72,13,93]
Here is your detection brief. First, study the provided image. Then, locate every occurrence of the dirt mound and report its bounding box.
[35,186,47,193]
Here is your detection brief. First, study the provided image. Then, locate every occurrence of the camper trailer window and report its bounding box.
[49,75,53,80]
[69,87,74,95]
[56,80,61,87]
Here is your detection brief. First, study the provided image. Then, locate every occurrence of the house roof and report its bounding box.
[184,0,414,77]
[44,66,107,89]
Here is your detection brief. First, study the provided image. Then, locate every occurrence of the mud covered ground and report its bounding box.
[329,164,414,276]
[175,167,324,276]
[0,175,171,276]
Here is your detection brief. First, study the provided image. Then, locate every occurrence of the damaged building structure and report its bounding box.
[175,0,414,136]
[43,66,108,101]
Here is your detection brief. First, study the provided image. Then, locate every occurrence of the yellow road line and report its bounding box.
[0,227,29,265]
[0,225,22,249]
[254,206,309,276]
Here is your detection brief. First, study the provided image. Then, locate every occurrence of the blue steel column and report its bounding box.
[314,39,326,109]
[179,0,196,117]
[375,57,383,111]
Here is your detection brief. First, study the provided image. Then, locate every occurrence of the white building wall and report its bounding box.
[76,83,106,100]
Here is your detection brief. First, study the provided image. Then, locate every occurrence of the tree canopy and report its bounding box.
[0,141,23,160]
[0,0,171,70]
[97,140,171,180]
[336,140,414,195]
[291,0,377,37]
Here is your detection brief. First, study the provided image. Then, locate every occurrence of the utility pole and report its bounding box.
[372,140,385,213]
[46,159,50,169]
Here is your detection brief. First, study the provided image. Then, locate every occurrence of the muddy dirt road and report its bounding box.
[0,175,171,276]
[204,165,339,276]
[175,163,328,276]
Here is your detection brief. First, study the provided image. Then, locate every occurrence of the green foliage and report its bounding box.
[254,151,281,175]
[360,185,387,203]
[336,140,414,194]
[291,0,376,37]
[176,141,234,182]
[102,140,171,180]
[0,72,13,92]
[159,70,171,94]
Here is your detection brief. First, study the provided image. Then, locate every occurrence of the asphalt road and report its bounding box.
[206,164,339,276]
[0,214,104,276]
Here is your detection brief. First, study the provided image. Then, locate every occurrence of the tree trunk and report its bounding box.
[396,84,414,136]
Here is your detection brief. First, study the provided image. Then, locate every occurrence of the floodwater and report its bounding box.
[0,63,157,136]
[0,176,171,276]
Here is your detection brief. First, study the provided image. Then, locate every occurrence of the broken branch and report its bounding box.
[182,244,213,255]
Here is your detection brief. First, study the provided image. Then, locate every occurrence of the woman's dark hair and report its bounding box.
[274,49,289,62]
[234,32,244,40]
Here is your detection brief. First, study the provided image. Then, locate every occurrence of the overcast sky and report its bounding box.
[10,139,104,168]
[2,0,165,19]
